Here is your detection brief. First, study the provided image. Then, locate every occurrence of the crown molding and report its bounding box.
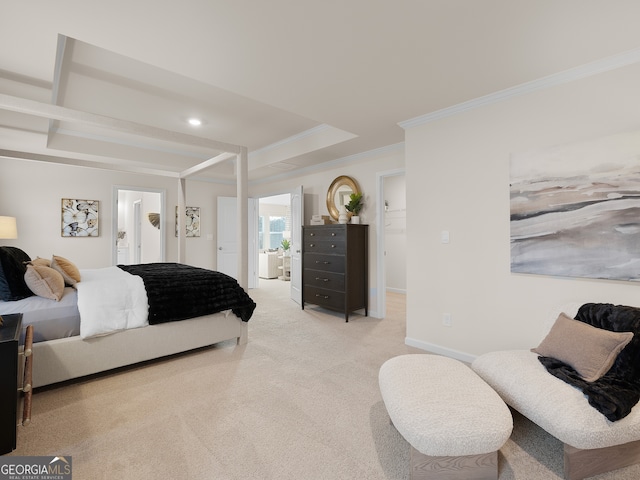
[399,46,640,130]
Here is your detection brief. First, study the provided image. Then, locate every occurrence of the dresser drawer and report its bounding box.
[304,239,345,254]
[304,285,345,310]
[304,253,345,273]
[304,269,345,291]
[305,227,345,241]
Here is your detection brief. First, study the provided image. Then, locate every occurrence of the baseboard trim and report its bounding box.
[386,287,406,294]
[405,337,477,364]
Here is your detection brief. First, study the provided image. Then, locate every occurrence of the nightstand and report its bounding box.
[0,313,32,455]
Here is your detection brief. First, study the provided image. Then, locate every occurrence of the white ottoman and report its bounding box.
[379,354,513,480]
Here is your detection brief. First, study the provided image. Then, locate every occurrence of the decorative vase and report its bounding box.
[351,215,360,224]
[338,206,348,224]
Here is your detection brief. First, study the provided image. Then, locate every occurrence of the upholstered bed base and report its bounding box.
[32,312,247,388]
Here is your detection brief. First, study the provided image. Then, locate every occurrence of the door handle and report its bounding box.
[218,247,222,250]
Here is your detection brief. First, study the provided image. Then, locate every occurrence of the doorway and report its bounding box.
[112,186,165,265]
[257,193,291,292]
[376,169,406,318]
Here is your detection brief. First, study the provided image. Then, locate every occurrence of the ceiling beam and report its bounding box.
[0,93,243,155]
[179,152,236,178]
[0,149,180,178]
[248,124,357,171]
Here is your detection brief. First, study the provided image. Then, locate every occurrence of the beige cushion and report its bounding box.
[24,265,65,301]
[51,255,81,285]
[532,312,633,382]
[30,256,51,267]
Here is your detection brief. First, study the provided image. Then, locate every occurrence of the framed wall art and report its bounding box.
[61,198,99,237]
[510,129,640,281]
[175,206,201,237]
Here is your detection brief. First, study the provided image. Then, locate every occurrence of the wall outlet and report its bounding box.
[442,313,452,327]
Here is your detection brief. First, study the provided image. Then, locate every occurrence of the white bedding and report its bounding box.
[75,266,148,339]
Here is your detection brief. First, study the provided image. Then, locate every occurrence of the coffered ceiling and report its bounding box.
[2,1,640,183]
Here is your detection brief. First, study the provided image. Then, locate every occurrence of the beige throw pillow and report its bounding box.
[30,256,51,267]
[24,265,65,301]
[51,255,81,285]
[532,312,634,382]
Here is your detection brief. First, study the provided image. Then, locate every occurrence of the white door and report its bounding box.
[217,196,258,287]
[133,200,142,264]
[290,185,303,305]
[248,199,258,288]
[217,197,238,279]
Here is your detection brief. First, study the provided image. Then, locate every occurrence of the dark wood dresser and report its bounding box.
[302,224,368,322]
[0,313,33,455]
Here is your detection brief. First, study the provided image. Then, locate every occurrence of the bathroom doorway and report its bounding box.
[112,186,165,265]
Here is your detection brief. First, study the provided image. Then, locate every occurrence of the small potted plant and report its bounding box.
[281,238,291,255]
[345,193,364,224]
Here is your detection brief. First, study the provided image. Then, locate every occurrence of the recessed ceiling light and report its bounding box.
[187,118,202,126]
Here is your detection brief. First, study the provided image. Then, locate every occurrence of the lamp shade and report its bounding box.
[0,216,17,239]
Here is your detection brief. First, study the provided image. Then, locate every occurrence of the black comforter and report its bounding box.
[118,263,256,324]
[538,303,640,421]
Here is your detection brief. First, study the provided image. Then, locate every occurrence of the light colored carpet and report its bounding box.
[10,280,640,479]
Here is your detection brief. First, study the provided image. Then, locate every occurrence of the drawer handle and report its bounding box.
[315,277,329,282]
[315,260,330,265]
[310,233,315,236]
[309,243,315,247]
[315,293,329,299]
[331,244,336,248]
[331,233,336,236]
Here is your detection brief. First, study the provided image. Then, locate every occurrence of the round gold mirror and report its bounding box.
[326,175,361,220]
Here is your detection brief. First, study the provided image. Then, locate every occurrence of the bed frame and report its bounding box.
[31,312,247,388]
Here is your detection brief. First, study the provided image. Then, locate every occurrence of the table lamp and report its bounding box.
[0,216,18,326]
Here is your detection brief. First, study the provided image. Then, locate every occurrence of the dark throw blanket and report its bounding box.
[118,263,256,324]
[538,303,640,421]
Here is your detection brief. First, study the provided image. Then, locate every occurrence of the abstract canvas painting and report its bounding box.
[510,130,640,281]
[61,199,99,237]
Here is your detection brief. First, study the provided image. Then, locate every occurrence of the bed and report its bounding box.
[0,246,256,388]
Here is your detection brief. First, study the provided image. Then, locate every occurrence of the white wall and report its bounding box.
[250,144,405,316]
[404,61,640,360]
[0,144,404,315]
[0,157,235,269]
